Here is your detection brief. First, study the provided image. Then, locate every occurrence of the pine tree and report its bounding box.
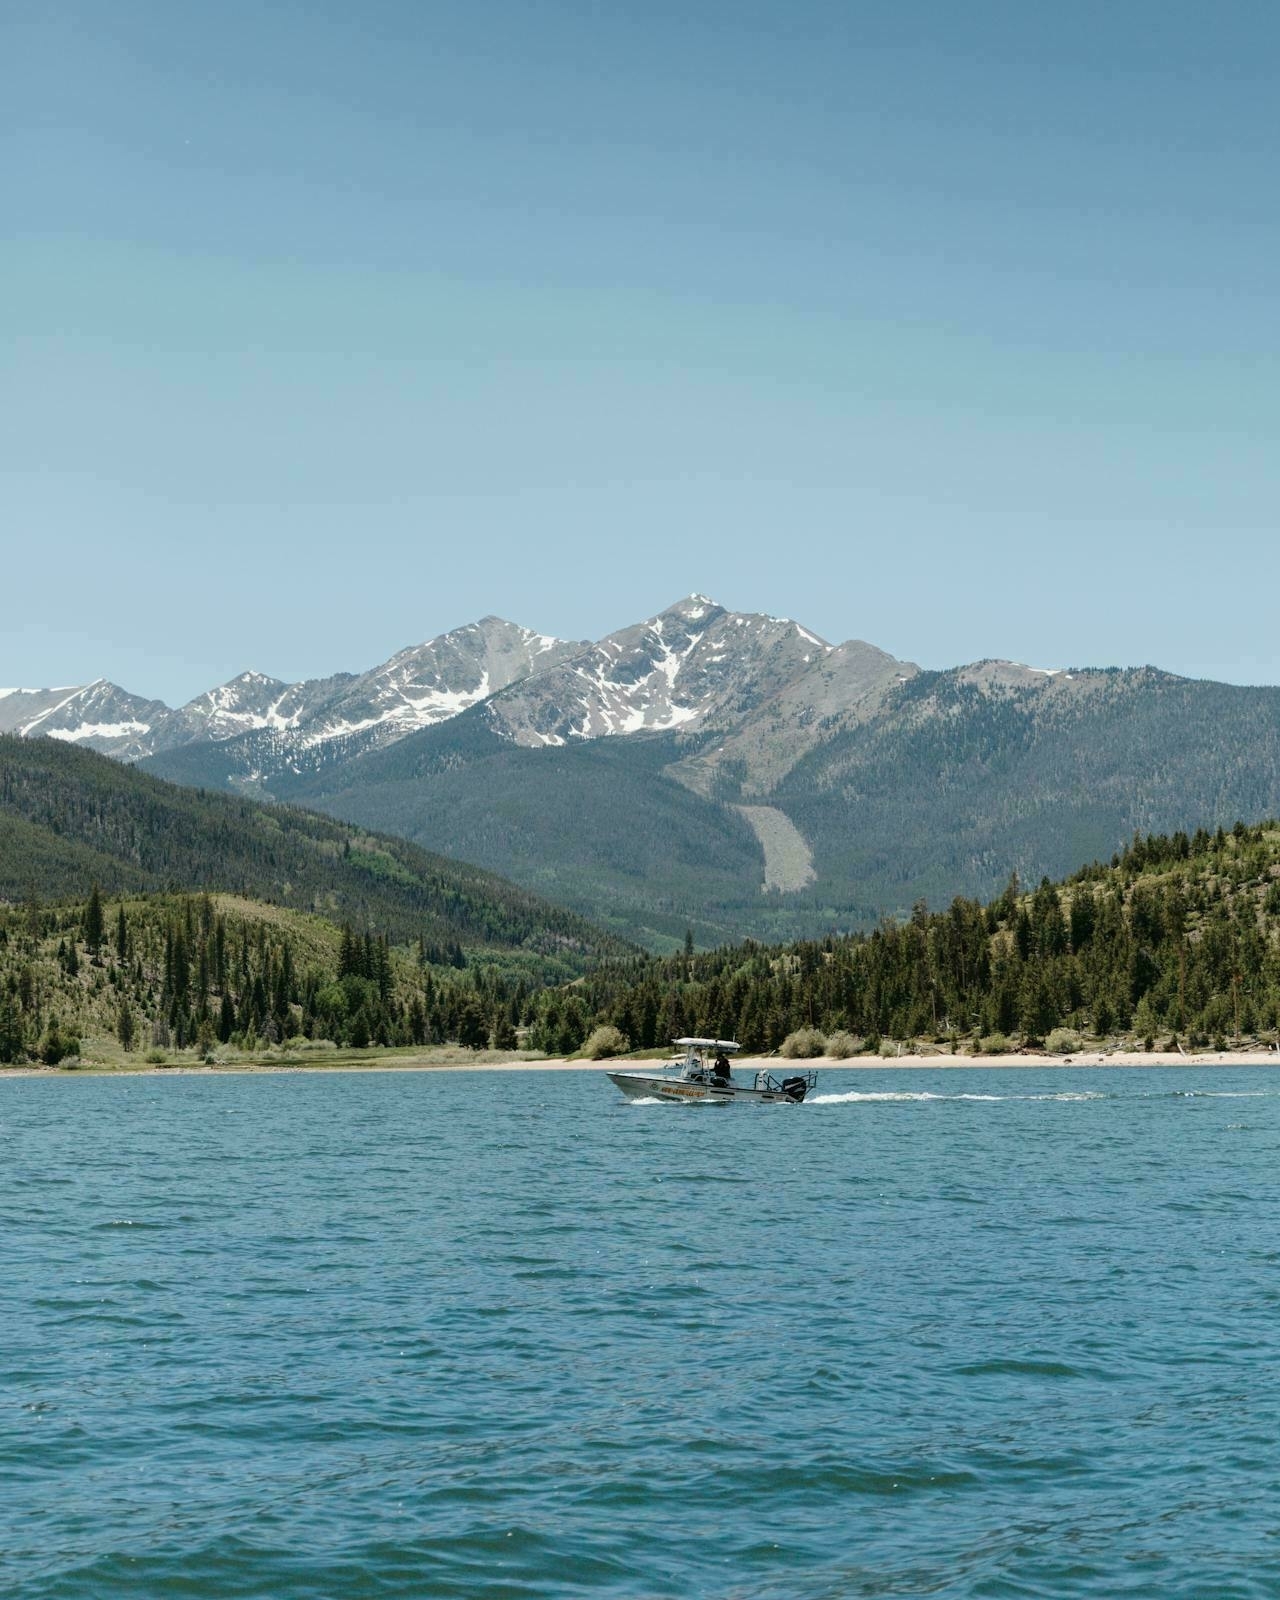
[0,994,25,1064]
[374,936,392,1003]
[83,884,104,961]
[457,996,489,1050]
[407,996,427,1045]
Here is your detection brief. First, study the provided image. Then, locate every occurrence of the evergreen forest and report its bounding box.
[6,821,1280,1068]
[0,890,556,1066]
[538,821,1280,1057]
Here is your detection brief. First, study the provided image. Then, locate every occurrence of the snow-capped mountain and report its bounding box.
[477,595,838,748]
[3,617,591,769]
[161,618,584,760]
[163,669,351,746]
[0,680,174,761]
[446,596,921,801]
[3,599,919,794]
[289,617,585,752]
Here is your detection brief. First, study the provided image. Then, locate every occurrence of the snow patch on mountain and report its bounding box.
[47,721,154,743]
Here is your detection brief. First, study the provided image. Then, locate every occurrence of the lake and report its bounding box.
[4,1066,1280,1598]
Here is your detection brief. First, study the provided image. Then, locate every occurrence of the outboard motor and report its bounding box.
[781,1075,808,1103]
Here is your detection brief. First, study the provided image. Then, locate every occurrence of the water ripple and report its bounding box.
[4,1064,1280,1598]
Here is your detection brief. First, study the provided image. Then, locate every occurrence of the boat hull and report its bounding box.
[607,1071,805,1105]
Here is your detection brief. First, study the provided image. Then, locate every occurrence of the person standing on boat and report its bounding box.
[712,1050,732,1083]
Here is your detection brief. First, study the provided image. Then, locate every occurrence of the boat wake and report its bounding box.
[810,1087,1278,1107]
[811,1090,973,1104]
[813,1089,1106,1106]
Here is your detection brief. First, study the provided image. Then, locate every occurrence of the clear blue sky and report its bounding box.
[5,0,1279,702]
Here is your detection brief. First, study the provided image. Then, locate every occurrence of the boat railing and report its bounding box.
[753,1068,819,1096]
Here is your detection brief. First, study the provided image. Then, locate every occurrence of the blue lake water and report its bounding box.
[4,1065,1280,1599]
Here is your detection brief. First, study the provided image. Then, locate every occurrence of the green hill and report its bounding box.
[271,717,779,949]
[0,735,625,973]
[546,820,1280,1055]
[0,889,551,1066]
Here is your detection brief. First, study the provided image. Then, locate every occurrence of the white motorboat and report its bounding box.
[608,1037,815,1105]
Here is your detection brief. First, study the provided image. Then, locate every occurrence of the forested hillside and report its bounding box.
[0,890,549,1065]
[8,822,1280,1066]
[0,736,624,971]
[543,822,1280,1055]
[773,667,1280,911]
[270,716,783,948]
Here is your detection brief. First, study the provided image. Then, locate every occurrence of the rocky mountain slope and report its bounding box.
[475,594,840,746]
[0,680,174,761]
[770,663,1280,912]
[8,596,911,802]
[2,617,587,771]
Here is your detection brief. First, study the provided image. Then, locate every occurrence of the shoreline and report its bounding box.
[4,1049,1280,1079]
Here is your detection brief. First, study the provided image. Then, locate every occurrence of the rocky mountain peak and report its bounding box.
[231,669,286,688]
[658,593,725,624]
[0,679,171,761]
[6,601,900,788]
[171,670,302,745]
[320,617,586,748]
[476,599,841,748]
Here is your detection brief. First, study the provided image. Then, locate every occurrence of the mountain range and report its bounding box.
[0,617,584,763]
[9,596,1280,949]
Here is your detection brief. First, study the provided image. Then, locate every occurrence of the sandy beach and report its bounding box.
[4,1048,1280,1078]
